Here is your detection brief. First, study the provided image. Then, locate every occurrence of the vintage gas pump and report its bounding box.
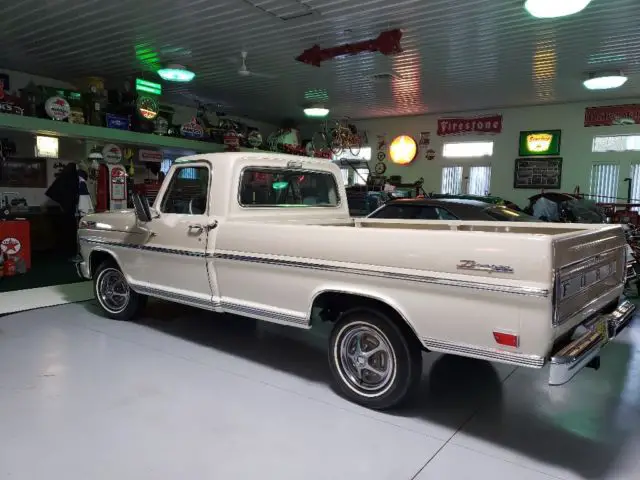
[96,163,128,212]
[94,144,128,212]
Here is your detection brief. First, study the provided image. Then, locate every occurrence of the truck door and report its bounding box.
[130,162,219,308]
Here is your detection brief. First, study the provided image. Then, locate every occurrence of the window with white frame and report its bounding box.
[442,141,494,158]
[340,168,349,186]
[630,163,640,208]
[161,158,173,174]
[468,166,492,196]
[441,166,463,194]
[590,163,620,202]
[354,168,369,185]
[592,135,640,153]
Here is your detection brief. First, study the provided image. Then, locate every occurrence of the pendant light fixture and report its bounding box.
[303,104,330,118]
[157,64,196,82]
[524,0,591,18]
[583,71,628,90]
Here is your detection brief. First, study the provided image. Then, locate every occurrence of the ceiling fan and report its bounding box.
[233,50,278,79]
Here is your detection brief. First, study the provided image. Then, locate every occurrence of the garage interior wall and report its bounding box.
[343,99,640,206]
[0,68,279,207]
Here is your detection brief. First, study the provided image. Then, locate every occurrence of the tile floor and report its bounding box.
[1,300,639,480]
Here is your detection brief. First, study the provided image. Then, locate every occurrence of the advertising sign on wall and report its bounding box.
[518,130,561,156]
[514,157,563,189]
[138,149,163,163]
[584,104,640,127]
[437,114,502,136]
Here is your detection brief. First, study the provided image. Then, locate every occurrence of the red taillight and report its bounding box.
[493,331,519,348]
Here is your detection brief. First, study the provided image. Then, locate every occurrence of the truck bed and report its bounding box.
[250,217,612,237]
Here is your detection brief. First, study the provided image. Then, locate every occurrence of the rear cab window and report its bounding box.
[239,167,340,207]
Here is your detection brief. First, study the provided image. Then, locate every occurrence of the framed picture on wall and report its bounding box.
[0,157,48,188]
[513,157,562,189]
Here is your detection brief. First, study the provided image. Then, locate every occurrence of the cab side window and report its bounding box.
[160,166,209,214]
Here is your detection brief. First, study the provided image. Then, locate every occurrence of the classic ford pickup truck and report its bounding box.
[76,152,635,410]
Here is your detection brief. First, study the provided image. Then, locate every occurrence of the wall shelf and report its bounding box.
[0,113,224,152]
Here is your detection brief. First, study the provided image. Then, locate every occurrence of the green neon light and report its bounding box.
[272,181,289,190]
[136,78,162,95]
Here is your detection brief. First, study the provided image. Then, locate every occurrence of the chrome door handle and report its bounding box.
[188,224,204,233]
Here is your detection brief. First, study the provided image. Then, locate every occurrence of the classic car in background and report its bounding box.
[427,193,522,211]
[525,192,607,223]
[368,198,539,222]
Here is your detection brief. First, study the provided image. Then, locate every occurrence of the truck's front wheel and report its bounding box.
[328,308,422,410]
[94,260,147,321]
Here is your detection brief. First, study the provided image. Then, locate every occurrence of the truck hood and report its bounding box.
[80,210,137,233]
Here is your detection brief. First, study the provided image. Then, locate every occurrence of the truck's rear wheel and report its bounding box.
[94,260,147,321]
[328,308,422,410]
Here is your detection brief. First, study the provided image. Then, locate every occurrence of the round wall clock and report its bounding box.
[136,96,159,120]
[374,162,387,174]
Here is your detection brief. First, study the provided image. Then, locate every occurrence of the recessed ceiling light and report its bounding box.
[583,71,628,90]
[524,0,591,18]
[157,64,196,82]
[303,106,330,118]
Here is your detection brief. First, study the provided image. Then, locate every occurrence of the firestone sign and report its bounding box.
[437,114,502,136]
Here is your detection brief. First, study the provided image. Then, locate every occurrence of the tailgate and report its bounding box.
[552,225,627,327]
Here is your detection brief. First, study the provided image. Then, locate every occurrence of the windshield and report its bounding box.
[239,168,340,207]
[484,206,541,222]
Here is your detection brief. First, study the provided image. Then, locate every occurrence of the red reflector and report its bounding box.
[493,331,519,348]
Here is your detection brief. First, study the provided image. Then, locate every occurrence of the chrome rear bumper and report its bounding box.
[549,300,635,386]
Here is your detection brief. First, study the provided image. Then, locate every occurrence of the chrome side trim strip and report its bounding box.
[80,236,207,258]
[129,282,309,328]
[80,236,549,298]
[422,337,545,368]
[130,283,220,311]
[220,300,310,328]
[215,252,549,298]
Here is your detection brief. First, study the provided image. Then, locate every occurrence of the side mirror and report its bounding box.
[132,193,152,223]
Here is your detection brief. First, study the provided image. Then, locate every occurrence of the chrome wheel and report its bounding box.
[96,268,130,314]
[336,323,396,395]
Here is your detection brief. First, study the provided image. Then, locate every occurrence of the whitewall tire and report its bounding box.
[328,307,422,410]
[94,260,147,321]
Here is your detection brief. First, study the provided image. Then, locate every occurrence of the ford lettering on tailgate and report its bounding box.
[559,261,616,301]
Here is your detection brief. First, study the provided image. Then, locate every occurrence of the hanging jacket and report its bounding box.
[45,163,79,215]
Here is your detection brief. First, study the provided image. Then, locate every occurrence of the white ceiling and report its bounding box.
[0,0,639,124]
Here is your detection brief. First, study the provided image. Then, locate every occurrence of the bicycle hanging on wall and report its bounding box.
[311,118,363,157]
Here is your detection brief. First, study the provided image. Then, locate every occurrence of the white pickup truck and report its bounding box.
[76,152,635,410]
